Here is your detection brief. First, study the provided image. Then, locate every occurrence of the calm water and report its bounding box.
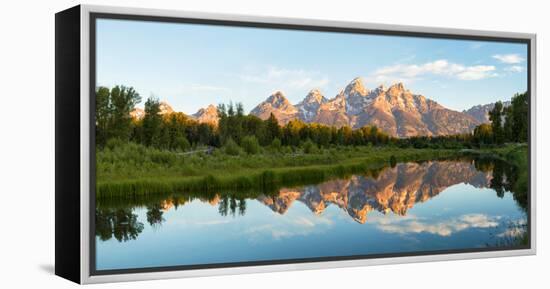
[95,159,527,271]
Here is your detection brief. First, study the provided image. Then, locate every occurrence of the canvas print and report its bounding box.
[93,17,530,272]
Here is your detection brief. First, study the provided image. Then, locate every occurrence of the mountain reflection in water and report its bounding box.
[260,161,492,223]
[95,158,526,243]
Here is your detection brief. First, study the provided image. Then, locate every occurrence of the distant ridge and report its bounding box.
[249,78,480,137]
[131,77,492,138]
[463,101,511,123]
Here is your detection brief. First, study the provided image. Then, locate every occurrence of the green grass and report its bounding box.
[96,142,462,199]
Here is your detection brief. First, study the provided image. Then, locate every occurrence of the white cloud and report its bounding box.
[504,65,525,73]
[456,65,498,80]
[244,213,334,242]
[369,59,498,84]
[375,213,500,237]
[493,54,525,64]
[239,66,329,90]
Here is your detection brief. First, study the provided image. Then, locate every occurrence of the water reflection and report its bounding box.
[96,157,526,244]
[95,208,144,242]
[260,160,493,223]
[96,157,532,270]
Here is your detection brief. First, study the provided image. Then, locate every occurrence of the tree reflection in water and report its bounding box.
[218,196,247,217]
[146,204,165,228]
[96,157,527,242]
[95,208,144,242]
[474,158,526,210]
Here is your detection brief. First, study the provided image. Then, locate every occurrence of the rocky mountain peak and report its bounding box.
[387,82,406,95]
[381,82,419,110]
[369,85,387,98]
[250,91,298,125]
[130,100,174,119]
[297,89,328,122]
[303,89,327,104]
[265,91,291,108]
[130,107,145,119]
[159,101,174,114]
[344,77,369,96]
[192,104,219,126]
[336,77,373,116]
[195,104,217,114]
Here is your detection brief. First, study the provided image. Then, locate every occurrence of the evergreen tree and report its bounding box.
[197,123,214,146]
[95,86,111,146]
[159,125,171,149]
[489,101,504,144]
[142,97,162,147]
[503,106,514,142]
[217,103,228,143]
[510,92,528,142]
[167,114,184,150]
[265,113,281,144]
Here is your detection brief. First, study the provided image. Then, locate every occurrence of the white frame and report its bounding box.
[78,4,537,284]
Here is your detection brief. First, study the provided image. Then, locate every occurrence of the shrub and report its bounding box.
[223,138,241,156]
[302,139,319,154]
[173,136,190,151]
[270,138,282,152]
[105,138,125,150]
[282,146,293,154]
[241,136,260,155]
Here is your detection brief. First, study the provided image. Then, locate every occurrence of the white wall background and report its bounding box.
[0,0,547,288]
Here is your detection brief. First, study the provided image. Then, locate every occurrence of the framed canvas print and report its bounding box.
[55,4,536,284]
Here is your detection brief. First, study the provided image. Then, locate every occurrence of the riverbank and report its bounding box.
[96,142,527,199]
[97,143,456,198]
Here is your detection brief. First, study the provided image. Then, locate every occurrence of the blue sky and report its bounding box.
[96,19,528,114]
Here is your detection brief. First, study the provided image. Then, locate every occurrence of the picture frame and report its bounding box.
[55,4,536,284]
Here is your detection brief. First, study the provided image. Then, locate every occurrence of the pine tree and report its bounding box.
[265,113,281,143]
[489,101,504,144]
[142,97,162,147]
[95,86,111,146]
[510,92,528,142]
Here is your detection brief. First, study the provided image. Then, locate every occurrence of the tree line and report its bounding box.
[96,85,217,150]
[96,85,528,152]
[95,85,394,153]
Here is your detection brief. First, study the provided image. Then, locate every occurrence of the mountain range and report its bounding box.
[130,101,174,120]
[250,78,483,137]
[462,101,511,123]
[130,77,506,138]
